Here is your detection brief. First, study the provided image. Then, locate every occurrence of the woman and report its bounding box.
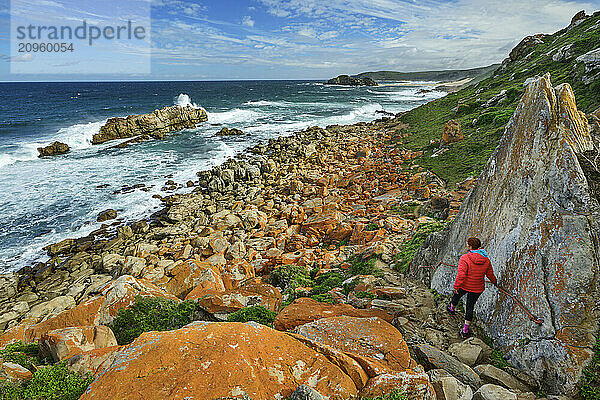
[447,237,497,338]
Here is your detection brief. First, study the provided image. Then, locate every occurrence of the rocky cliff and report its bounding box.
[92,105,208,145]
[413,73,600,395]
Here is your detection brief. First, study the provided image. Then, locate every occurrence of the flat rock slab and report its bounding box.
[413,343,481,390]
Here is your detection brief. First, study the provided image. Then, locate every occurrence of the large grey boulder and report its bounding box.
[413,343,481,390]
[474,364,532,393]
[413,73,599,395]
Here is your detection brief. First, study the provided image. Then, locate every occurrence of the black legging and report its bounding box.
[451,289,481,321]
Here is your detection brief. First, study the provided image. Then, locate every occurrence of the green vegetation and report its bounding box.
[227,305,277,327]
[269,265,314,292]
[491,348,510,369]
[395,13,600,187]
[364,223,379,231]
[355,64,499,82]
[1,341,42,372]
[361,389,409,400]
[110,296,202,345]
[345,253,382,277]
[389,201,421,219]
[354,291,377,299]
[394,222,446,273]
[271,253,385,305]
[0,362,92,400]
[581,337,600,399]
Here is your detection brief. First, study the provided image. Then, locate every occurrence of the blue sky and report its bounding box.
[1,0,599,81]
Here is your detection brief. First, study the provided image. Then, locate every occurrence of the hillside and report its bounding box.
[355,64,500,82]
[395,10,600,186]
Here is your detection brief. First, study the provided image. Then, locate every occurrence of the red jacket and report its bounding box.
[453,250,497,293]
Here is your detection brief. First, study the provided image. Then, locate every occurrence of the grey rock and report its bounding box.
[413,343,481,389]
[473,384,517,400]
[288,384,324,400]
[448,340,483,367]
[474,364,532,393]
[428,369,473,400]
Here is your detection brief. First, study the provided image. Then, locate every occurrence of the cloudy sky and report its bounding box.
[0,0,599,80]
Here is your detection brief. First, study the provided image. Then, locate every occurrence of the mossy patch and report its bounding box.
[581,337,600,399]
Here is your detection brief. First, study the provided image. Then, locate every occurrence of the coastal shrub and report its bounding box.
[311,271,344,295]
[269,265,314,292]
[345,253,382,277]
[110,296,202,345]
[361,390,408,400]
[0,362,92,400]
[581,337,600,399]
[354,291,376,299]
[311,293,336,304]
[393,222,446,274]
[389,201,420,219]
[227,305,277,327]
[364,223,379,231]
[0,341,41,372]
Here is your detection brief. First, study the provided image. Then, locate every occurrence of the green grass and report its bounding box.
[110,296,203,345]
[227,305,277,327]
[355,291,377,299]
[361,389,409,400]
[393,222,446,273]
[396,13,600,187]
[0,362,92,400]
[581,337,600,399]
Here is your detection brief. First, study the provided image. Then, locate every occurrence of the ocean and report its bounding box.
[0,80,444,272]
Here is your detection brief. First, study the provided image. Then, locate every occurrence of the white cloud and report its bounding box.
[242,15,255,27]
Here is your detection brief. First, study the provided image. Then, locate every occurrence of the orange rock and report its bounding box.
[359,370,436,400]
[67,345,122,377]
[274,298,392,331]
[196,278,282,316]
[163,259,223,298]
[295,316,414,372]
[301,210,343,237]
[442,119,463,144]
[1,362,33,381]
[40,325,117,362]
[80,321,358,400]
[1,276,179,346]
[221,258,255,290]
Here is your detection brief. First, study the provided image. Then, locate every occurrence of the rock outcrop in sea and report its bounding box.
[325,75,378,86]
[37,141,70,157]
[414,73,600,395]
[91,105,208,145]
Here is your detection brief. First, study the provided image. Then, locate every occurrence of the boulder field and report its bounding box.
[414,73,600,395]
[1,73,596,398]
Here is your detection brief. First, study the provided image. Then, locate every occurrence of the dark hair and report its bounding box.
[467,237,481,250]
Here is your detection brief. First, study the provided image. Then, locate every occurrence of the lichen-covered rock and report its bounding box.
[413,344,481,390]
[413,73,599,395]
[80,321,359,400]
[274,297,392,331]
[92,105,207,145]
[40,325,117,362]
[295,316,415,372]
[195,278,282,318]
[358,370,436,400]
[442,120,463,144]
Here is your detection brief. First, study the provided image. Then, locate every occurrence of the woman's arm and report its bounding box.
[486,261,498,285]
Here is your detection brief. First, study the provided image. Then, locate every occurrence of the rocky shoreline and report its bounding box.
[1,75,595,399]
